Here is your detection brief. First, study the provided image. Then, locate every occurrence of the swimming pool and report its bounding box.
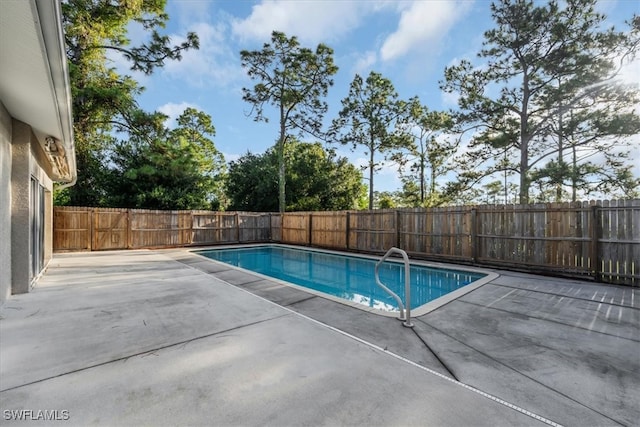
[196,245,496,316]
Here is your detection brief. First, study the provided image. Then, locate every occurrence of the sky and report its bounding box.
[118,0,640,193]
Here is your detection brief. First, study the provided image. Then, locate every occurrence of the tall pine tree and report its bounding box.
[442,0,640,203]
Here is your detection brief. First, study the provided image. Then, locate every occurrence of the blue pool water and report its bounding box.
[198,245,486,312]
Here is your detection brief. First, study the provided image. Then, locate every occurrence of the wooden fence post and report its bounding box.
[235,212,240,243]
[591,204,601,282]
[268,213,272,242]
[471,208,478,262]
[345,211,350,250]
[91,208,97,251]
[87,209,92,251]
[396,210,401,248]
[127,209,132,249]
[187,211,193,246]
[308,213,313,246]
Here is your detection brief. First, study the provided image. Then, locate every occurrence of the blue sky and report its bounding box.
[119,0,640,193]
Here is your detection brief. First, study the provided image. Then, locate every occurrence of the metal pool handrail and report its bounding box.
[375,247,414,328]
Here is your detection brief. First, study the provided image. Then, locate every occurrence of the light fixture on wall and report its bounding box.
[45,136,55,152]
[43,136,69,178]
[44,136,65,157]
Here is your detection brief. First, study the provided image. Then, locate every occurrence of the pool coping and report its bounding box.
[190,243,499,318]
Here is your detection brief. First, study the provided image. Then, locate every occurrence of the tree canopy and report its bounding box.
[331,71,410,210]
[391,97,456,207]
[106,109,226,210]
[226,140,365,212]
[59,0,199,206]
[240,31,338,212]
[56,0,639,211]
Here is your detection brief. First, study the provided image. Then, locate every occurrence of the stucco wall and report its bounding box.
[0,102,11,303]
[1,107,59,301]
[10,120,54,294]
[11,120,31,294]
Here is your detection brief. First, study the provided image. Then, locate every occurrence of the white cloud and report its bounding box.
[172,0,212,26]
[352,50,378,75]
[231,0,369,44]
[380,0,472,62]
[158,102,201,128]
[163,22,242,89]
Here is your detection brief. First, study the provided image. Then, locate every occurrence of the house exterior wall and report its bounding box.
[9,119,53,295]
[0,102,12,303]
[10,120,32,294]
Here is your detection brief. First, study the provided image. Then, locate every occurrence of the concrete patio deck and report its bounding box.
[1,248,638,426]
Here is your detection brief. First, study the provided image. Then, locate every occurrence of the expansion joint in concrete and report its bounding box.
[409,325,459,381]
[286,295,318,306]
[417,319,627,427]
[491,282,640,311]
[0,313,291,394]
[459,299,640,344]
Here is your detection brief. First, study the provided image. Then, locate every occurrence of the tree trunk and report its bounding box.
[278,96,287,213]
[519,138,529,205]
[278,138,285,213]
[571,143,578,202]
[419,141,425,204]
[368,149,375,210]
[278,111,287,213]
[430,168,436,206]
[556,99,564,202]
[520,70,531,205]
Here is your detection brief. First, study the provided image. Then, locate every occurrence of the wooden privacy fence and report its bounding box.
[54,200,640,286]
[276,201,639,286]
[54,207,274,251]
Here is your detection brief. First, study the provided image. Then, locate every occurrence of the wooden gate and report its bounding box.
[93,209,128,250]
